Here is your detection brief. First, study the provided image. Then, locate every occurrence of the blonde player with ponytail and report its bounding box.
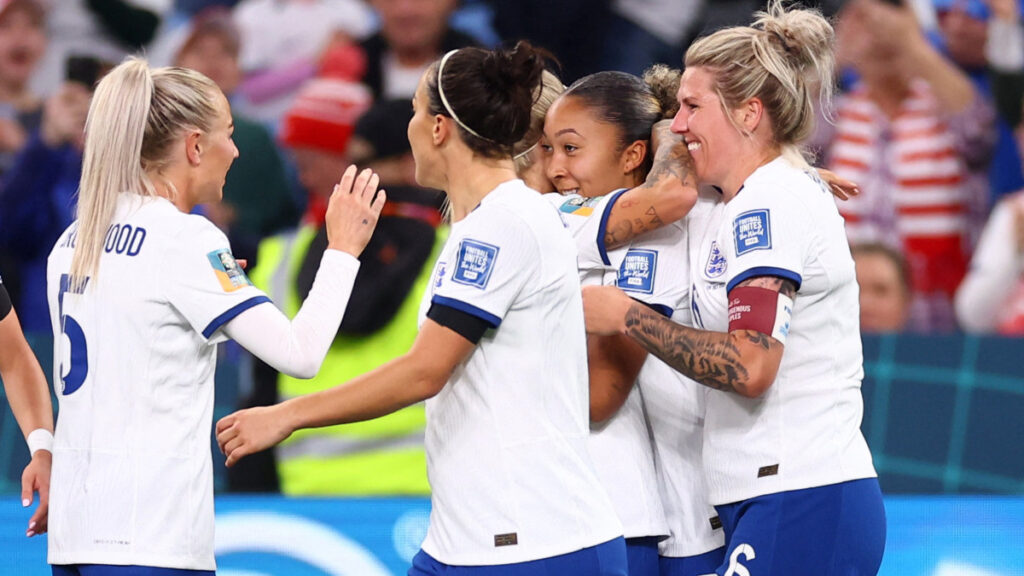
[45,57,384,575]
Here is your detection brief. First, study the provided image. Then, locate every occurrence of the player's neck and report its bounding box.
[444,159,518,222]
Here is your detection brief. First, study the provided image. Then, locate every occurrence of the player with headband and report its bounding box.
[583,3,885,575]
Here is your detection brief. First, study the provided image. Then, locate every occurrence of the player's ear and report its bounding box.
[621,139,648,175]
[433,115,450,147]
[185,129,203,165]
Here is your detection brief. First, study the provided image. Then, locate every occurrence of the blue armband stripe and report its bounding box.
[727,267,802,294]
[202,295,272,339]
[432,295,502,328]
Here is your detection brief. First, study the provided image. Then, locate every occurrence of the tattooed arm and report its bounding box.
[583,276,796,398]
[604,120,698,250]
[588,333,648,423]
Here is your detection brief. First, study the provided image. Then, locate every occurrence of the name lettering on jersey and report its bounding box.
[616,249,657,294]
[207,249,253,292]
[705,240,727,278]
[733,209,772,256]
[58,222,80,249]
[103,223,147,256]
[757,464,779,478]
[453,239,498,290]
[494,532,518,547]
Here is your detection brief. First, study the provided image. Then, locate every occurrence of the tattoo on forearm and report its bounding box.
[623,304,746,392]
[604,207,665,248]
[641,135,696,190]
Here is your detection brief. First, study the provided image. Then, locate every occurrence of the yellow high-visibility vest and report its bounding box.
[250,224,447,495]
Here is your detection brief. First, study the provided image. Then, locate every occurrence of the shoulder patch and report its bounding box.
[617,249,657,294]
[733,209,772,256]
[207,249,252,292]
[559,195,602,216]
[453,239,499,290]
[705,240,726,278]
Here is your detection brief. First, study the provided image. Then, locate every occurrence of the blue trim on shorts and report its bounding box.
[408,537,628,575]
[712,478,885,576]
[52,565,215,576]
[201,295,271,338]
[658,547,726,576]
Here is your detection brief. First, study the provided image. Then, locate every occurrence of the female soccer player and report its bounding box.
[584,3,886,575]
[45,58,384,575]
[540,68,724,576]
[0,272,53,539]
[217,43,627,575]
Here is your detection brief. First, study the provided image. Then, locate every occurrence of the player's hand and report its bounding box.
[325,165,387,258]
[582,285,633,336]
[216,405,293,467]
[21,450,50,537]
[818,168,860,201]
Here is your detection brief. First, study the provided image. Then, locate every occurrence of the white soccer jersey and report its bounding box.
[690,158,877,506]
[543,189,629,281]
[46,194,270,570]
[419,180,622,566]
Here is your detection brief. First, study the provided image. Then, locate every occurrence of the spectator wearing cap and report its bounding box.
[244,77,445,496]
[173,9,300,266]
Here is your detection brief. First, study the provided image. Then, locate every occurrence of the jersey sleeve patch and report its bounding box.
[558,195,600,216]
[207,249,253,292]
[452,238,499,290]
[616,249,657,295]
[733,209,772,256]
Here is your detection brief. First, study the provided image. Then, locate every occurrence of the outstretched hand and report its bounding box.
[216,406,293,468]
[818,168,860,201]
[326,165,387,258]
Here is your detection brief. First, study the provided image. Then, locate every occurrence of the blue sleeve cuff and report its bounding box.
[631,297,673,318]
[432,295,501,328]
[201,295,272,339]
[726,267,803,293]
[596,188,629,266]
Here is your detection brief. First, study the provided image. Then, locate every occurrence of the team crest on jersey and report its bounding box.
[453,239,498,289]
[207,249,252,292]
[733,209,772,256]
[705,241,726,278]
[434,261,447,290]
[616,249,657,294]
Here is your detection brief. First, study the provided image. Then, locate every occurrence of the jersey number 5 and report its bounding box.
[58,273,90,395]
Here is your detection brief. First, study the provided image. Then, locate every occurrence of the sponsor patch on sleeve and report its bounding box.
[733,209,772,256]
[558,195,602,216]
[207,249,252,292]
[452,239,499,290]
[616,249,657,294]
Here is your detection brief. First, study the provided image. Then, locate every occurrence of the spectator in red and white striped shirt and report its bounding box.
[816,0,997,332]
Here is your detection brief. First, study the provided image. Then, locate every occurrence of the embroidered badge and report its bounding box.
[453,239,499,289]
[733,209,772,256]
[207,249,252,292]
[434,261,447,289]
[705,240,727,278]
[616,249,657,294]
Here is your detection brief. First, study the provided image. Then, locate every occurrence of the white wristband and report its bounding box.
[27,429,53,456]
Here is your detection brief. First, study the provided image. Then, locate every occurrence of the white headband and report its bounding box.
[513,141,539,161]
[437,49,495,143]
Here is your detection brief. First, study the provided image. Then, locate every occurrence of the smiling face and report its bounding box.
[671,66,747,190]
[542,95,642,198]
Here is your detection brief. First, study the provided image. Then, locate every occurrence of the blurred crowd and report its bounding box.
[0,0,1022,492]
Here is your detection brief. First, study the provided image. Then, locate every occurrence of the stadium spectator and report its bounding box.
[245,86,447,496]
[173,9,300,264]
[601,0,704,77]
[360,0,479,100]
[986,0,1024,127]
[0,271,53,540]
[584,3,885,573]
[45,57,383,574]
[0,0,45,175]
[30,0,169,97]
[231,0,373,125]
[820,0,997,332]
[217,42,629,575]
[853,243,912,333]
[956,97,1024,334]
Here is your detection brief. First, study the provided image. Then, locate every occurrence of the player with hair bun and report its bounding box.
[584,2,885,574]
[217,42,629,576]
[45,56,384,575]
